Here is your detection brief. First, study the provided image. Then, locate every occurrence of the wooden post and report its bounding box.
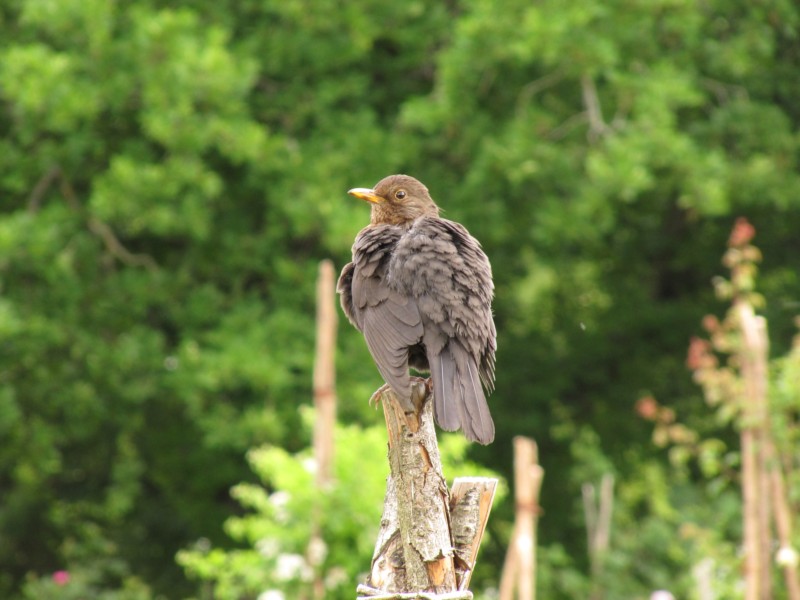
[737,303,800,600]
[360,380,497,600]
[737,302,770,600]
[309,259,338,599]
[499,437,544,600]
[768,437,800,600]
[583,474,614,600]
[313,259,337,488]
[450,477,498,591]
[368,381,456,593]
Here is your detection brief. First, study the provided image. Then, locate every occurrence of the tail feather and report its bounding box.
[464,359,494,443]
[429,349,460,431]
[430,342,495,444]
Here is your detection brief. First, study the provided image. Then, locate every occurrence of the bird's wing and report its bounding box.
[336,261,360,330]
[391,217,496,387]
[342,226,424,407]
[390,217,496,443]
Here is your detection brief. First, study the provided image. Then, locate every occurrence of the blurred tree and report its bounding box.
[0,0,798,597]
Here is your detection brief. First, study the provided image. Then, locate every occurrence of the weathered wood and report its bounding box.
[367,380,456,594]
[364,380,497,598]
[450,477,498,590]
[356,584,473,599]
[369,475,406,592]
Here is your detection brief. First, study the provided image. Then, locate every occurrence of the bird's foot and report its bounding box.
[369,383,393,408]
[409,377,432,413]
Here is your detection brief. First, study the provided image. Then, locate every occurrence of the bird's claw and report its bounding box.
[369,384,392,408]
[369,378,431,412]
[408,377,432,412]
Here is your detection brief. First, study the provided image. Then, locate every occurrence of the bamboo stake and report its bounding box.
[583,474,614,600]
[741,420,762,600]
[499,437,544,600]
[310,259,338,599]
[767,438,800,600]
[738,307,800,599]
[738,302,770,600]
[313,259,337,488]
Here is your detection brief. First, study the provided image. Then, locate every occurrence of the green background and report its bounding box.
[1,0,799,598]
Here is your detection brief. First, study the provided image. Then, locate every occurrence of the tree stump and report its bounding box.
[360,379,497,599]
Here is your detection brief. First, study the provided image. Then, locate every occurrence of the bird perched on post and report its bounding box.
[337,174,496,444]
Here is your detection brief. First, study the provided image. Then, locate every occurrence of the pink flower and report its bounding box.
[701,314,719,334]
[52,571,70,586]
[686,336,714,370]
[635,396,659,421]
[728,217,755,248]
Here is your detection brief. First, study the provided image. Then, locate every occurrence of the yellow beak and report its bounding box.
[348,188,384,204]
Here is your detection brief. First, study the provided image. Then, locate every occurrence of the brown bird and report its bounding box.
[337,174,496,444]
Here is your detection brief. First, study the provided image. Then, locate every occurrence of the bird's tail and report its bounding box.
[429,341,495,444]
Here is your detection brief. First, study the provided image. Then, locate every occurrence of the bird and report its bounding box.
[337,174,496,444]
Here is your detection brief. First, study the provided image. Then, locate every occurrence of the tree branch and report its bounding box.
[27,166,63,213]
[515,69,566,116]
[580,74,611,141]
[26,165,158,271]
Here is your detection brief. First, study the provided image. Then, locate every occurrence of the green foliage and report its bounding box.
[634,225,800,599]
[177,407,506,599]
[19,522,155,600]
[1,0,799,597]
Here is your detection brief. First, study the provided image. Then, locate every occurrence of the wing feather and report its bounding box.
[389,217,497,443]
[338,226,424,410]
[391,218,496,390]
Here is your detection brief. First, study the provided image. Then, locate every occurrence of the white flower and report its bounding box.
[269,491,291,507]
[257,590,285,600]
[269,491,291,524]
[777,545,799,568]
[255,538,279,558]
[275,553,312,582]
[306,537,327,566]
[302,457,317,475]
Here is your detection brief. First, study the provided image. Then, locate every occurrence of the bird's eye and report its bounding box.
[395,190,407,200]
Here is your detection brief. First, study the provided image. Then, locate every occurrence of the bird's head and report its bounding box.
[348,174,440,226]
